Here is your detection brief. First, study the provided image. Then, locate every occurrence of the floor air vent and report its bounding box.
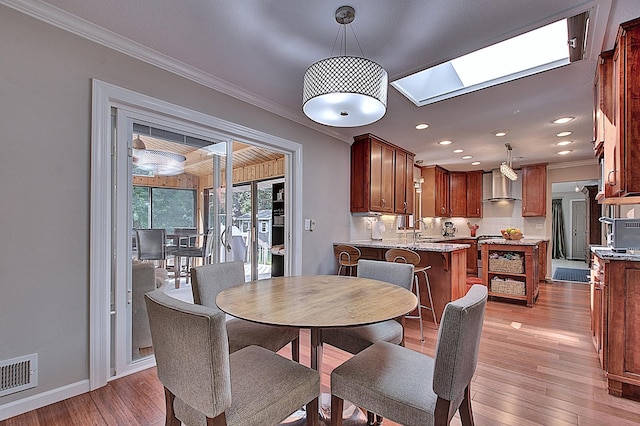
[0,354,37,397]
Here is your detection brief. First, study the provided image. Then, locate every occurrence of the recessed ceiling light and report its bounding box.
[556,140,573,146]
[471,161,481,166]
[415,123,429,130]
[493,130,509,137]
[553,116,575,124]
[462,155,473,160]
[556,131,572,137]
[558,150,573,155]
[453,149,464,153]
[438,140,452,145]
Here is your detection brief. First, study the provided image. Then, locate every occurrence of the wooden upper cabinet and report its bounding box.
[370,139,395,213]
[394,150,414,214]
[351,134,414,214]
[449,172,467,217]
[466,171,483,218]
[522,163,547,217]
[598,17,640,201]
[421,165,450,217]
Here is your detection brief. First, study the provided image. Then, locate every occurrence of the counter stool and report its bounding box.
[385,248,438,341]
[334,244,361,276]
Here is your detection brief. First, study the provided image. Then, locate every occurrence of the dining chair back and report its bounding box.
[330,284,488,426]
[135,228,166,261]
[173,226,197,247]
[322,259,414,354]
[190,261,300,361]
[333,244,361,276]
[173,230,214,286]
[145,290,319,426]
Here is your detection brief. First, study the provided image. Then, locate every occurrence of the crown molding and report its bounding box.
[547,158,599,170]
[1,0,350,143]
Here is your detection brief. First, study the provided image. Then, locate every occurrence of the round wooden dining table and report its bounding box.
[216,274,418,423]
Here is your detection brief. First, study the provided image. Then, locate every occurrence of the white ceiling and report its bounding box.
[5,0,639,171]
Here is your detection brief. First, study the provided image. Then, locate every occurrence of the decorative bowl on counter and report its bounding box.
[501,228,524,240]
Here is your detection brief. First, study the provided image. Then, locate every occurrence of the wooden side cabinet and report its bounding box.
[522,163,547,217]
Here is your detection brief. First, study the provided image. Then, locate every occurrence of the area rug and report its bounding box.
[552,267,590,283]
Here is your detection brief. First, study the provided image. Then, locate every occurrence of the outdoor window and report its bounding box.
[132,186,196,231]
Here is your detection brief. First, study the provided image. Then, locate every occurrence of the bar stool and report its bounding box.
[385,247,438,341]
[333,244,361,276]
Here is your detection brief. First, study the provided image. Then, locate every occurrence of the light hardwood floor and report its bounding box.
[3,281,640,425]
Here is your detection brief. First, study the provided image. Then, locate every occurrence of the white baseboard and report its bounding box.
[0,380,90,421]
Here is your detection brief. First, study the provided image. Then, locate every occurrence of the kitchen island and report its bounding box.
[480,238,546,307]
[333,240,469,324]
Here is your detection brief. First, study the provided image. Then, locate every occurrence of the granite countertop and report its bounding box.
[477,237,548,246]
[337,239,469,253]
[591,245,640,262]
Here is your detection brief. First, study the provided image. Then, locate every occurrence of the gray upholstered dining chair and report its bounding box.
[144,290,320,426]
[136,228,172,267]
[330,284,488,426]
[321,259,415,355]
[191,261,300,361]
[322,259,415,425]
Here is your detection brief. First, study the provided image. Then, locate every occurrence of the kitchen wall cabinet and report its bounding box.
[521,163,547,217]
[351,134,414,215]
[421,165,450,217]
[591,251,640,400]
[596,17,640,202]
[449,172,467,217]
[394,149,415,215]
[466,171,483,218]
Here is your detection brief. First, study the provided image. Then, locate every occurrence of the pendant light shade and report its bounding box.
[303,56,387,127]
[302,6,388,127]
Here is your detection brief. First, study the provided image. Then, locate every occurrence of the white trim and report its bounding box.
[0,380,90,421]
[546,159,599,170]
[1,0,348,145]
[91,79,304,389]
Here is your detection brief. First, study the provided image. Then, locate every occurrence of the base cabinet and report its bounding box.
[450,238,478,275]
[481,243,540,307]
[593,253,640,400]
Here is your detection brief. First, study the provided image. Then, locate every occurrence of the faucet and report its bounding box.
[413,218,428,244]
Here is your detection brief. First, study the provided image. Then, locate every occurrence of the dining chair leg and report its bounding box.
[291,337,300,363]
[331,395,344,426]
[306,397,319,426]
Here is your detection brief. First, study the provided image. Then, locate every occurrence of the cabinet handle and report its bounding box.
[607,169,616,186]
[381,198,385,207]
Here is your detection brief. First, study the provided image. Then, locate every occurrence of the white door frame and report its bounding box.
[90,79,303,389]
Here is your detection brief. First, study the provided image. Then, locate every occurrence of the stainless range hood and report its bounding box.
[487,169,516,201]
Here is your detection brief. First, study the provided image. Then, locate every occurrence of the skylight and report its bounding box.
[392,18,580,106]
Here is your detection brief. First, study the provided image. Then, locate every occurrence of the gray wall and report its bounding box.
[0,6,350,407]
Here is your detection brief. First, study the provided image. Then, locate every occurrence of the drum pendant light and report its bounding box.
[303,6,388,127]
